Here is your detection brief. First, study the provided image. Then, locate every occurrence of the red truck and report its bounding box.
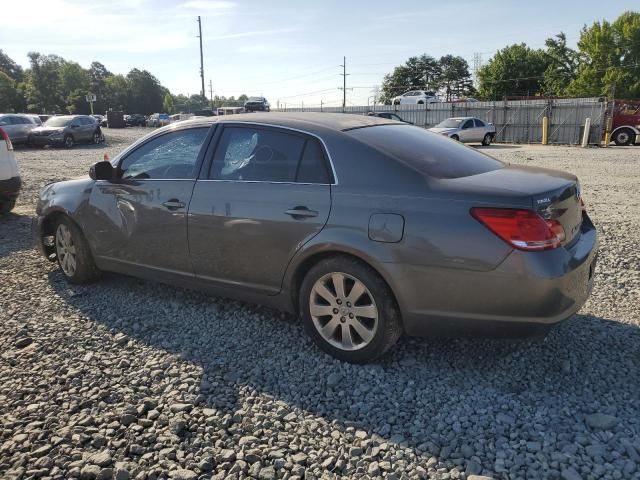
[608,100,640,146]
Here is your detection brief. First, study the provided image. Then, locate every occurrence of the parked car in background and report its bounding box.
[392,90,440,105]
[91,115,105,126]
[169,113,194,123]
[38,115,51,123]
[125,114,146,127]
[26,115,43,126]
[367,111,413,124]
[33,112,597,363]
[28,115,103,148]
[147,113,170,127]
[429,117,496,145]
[244,97,270,112]
[0,114,41,145]
[0,126,21,214]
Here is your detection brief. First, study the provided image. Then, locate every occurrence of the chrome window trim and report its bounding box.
[214,121,339,186]
[196,179,332,186]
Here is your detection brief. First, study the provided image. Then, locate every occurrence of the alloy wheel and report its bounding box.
[309,272,378,351]
[55,224,77,276]
[64,136,74,148]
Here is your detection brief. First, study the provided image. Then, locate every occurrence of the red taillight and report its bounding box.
[0,127,13,151]
[471,208,565,251]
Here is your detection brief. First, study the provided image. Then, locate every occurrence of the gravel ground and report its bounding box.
[1,129,639,480]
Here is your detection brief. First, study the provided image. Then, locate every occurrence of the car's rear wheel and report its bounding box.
[613,128,634,146]
[63,135,74,148]
[482,133,492,146]
[54,217,100,284]
[300,256,402,363]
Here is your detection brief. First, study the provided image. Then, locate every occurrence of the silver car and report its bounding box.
[429,117,496,145]
[0,114,40,145]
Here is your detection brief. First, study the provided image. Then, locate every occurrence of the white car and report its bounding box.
[429,117,496,145]
[392,90,440,105]
[0,126,21,214]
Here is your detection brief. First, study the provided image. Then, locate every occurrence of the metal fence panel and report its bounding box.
[275,97,606,145]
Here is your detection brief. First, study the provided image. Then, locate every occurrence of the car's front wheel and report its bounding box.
[300,256,402,363]
[451,134,460,141]
[482,133,492,146]
[613,128,634,146]
[63,135,74,148]
[54,217,100,284]
[93,130,103,144]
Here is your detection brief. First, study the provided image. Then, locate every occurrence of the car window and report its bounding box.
[119,127,209,180]
[296,139,332,184]
[347,125,503,179]
[10,116,27,125]
[211,127,305,182]
[474,119,486,127]
[391,114,402,121]
[0,117,9,126]
[461,120,474,129]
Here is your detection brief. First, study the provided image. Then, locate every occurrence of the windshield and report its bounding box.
[44,117,72,127]
[159,114,169,119]
[435,118,464,128]
[347,125,503,179]
[248,97,263,102]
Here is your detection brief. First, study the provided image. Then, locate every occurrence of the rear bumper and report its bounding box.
[0,176,21,200]
[390,218,598,337]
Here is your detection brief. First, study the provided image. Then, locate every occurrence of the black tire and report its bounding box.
[393,100,400,106]
[482,133,492,146]
[613,128,634,146]
[451,134,460,141]
[63,134,74,149]
[299,255,402,363]
[54,216,100,284]
[92,130,103,144]
[0,198,16,215]
[417,100,424,105]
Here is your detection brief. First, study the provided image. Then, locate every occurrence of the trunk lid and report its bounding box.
[438,164,583,246]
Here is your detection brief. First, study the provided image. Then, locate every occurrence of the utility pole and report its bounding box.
[339,56,349,112]
[208,79,214,110]
[197,16,205,98]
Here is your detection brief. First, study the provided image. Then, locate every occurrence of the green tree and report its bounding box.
[25,52,66,112]
[478,44,549,99]
[568,11,640,98]
[59,61,91,113]
[542,32,579,96]
[103,74,128,111]
[380,54,441,104]
[126,69,164,113]
[0,72,18,112]
[0,50,24,82]
[163,93,174,114]
[89,61,112,113]
[437,55,474,100]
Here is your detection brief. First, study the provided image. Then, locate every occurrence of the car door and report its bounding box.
[474,118,488,140]
[80,117,95,141]
[0,116,21,143]
[458,119,475,142]
[85,126,212,274]
[188,124,333,294]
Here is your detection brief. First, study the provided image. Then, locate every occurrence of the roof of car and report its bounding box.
[182,112,396,132]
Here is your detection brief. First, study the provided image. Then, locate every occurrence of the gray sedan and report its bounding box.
[34,113,597,363]
[429,116,496,145]
[0,113,40,145]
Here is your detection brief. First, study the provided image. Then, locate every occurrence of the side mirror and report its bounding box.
[89,161,115,181]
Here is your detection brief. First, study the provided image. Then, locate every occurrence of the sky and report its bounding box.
[1,0,638,107]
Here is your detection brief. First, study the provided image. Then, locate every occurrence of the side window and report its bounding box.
[211,127,305,182]
[119,128,208,180]
[296,139,331,184]
[474,119,485,127]
[0,117,9,126]
[461,120,474,129]
[10,116,25,125]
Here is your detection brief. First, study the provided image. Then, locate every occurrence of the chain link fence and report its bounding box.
[275,97,607,145]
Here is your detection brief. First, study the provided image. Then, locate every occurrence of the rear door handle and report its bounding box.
[162,199,186,210]
[285,207,318,219]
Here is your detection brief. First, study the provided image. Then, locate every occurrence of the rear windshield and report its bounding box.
[347,125,503,179]
[436,118,464,128]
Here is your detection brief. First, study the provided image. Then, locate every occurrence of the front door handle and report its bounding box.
[162,199,186,210]
[285,206,318,219]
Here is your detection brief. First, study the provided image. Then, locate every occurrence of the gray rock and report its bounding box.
[88,451,112,467]
[327,372,342,387]
[80,464,101,480]
[169,403,193,413]
[561,467,583,480]
[171,469,198,480]
[585,413,619,430]
[258,466,276,480]
[15,337,33,348]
